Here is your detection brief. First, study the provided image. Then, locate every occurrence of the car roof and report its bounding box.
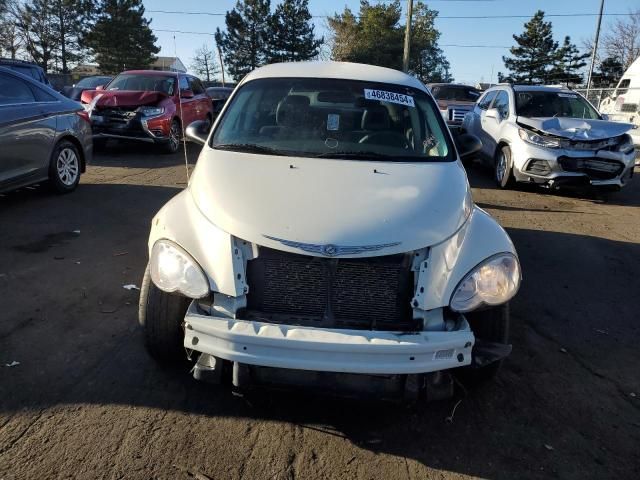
[0,66,70,101]
[490,84,576,94]
[0,58,42,68]
[428,83,478,89]
[241,61,428,92]
[120,70,181,76]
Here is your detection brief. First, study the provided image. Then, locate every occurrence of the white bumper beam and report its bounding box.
[183,304,474,375]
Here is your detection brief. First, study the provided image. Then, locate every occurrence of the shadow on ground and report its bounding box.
[1,175,639,478]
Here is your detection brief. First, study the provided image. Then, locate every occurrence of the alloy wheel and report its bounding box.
[496,151,507,182]
[169,122,180,151]
[56,148,79,186]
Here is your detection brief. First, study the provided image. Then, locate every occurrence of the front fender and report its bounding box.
[413,206,518,310]
[148,189,248,297]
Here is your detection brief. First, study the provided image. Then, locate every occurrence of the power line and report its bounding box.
[147,9,630,20]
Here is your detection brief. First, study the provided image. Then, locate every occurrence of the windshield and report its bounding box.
[431,85,480,102]
[515,91,600,119]
[211,78,454,161]
[106,74,175,95]
[77,76,111,88]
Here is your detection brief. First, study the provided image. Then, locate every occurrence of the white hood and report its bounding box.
[189,150,472,256]
[517,117,633,140]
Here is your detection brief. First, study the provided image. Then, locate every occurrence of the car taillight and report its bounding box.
[76,110,91,123]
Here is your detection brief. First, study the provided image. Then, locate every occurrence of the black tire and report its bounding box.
[48,140,81,193]
[162,119,181,154]
[458,303,510,385]
[495,145,516,189]
[138,264,191,364]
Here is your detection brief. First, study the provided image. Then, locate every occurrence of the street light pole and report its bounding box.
[586,0,605,93]
[402,0,414,73]
[216,42,226,87]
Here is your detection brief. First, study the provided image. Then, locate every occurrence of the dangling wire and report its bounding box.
[174,35,190,183]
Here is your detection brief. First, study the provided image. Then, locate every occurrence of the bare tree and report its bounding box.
[602,9,640,70]
[190,44,219,82]
[0,0,22,59]
[584,9,640,72]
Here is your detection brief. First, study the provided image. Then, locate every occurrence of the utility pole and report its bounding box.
[586,0,605,93]
[216,41,226,87]
[402,0,414,73]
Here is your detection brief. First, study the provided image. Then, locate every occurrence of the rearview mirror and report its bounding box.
[181,89,194,99]
[185,120,209,146]
[455,133,482,160]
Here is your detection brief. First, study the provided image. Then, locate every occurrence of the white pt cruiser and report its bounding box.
[139,62,522,401]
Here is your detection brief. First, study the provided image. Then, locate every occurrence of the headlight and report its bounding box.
[150,240,209,298]
[450,253,521,312]
[518,128,561,149]
[139,106,165,117]
[618,134,634,154]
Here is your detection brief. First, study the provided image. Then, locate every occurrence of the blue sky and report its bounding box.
[144,0,638,84]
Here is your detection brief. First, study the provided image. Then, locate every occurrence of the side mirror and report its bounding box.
[185,120,209,146]
[485,108,498,120]
[601,113,609,120]
[455,133,482,160]
[181,89,194,99]
[95,85,104,91]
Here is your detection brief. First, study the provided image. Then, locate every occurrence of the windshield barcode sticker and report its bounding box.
[364,89,415,107]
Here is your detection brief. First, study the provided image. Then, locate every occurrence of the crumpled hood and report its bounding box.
[80,89,167,107]
[517,117,633,140]
[188,151,473,256]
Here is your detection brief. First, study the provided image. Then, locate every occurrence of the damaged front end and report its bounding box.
[514,118,636,189]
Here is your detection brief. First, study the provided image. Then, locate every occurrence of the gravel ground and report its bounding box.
[1,142,639,480]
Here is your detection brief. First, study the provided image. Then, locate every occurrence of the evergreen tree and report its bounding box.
[592,56,624,87]
[268,0,322,63]
[215,0,271,80]
[548,36,590,85]
[51,0,92,73]
[84,0,159,74]
[409,3,452,83]
[328,1,451,81]
[191,44,219,82]
[502,10,560,84]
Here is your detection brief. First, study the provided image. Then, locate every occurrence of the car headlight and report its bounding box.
[618,134,634,154]
[150,240,209,298]
[450,253,521,313]
[139,106,165,117]
[518,128,561,149]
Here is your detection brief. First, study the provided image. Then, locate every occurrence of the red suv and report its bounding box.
[81,70,213,153]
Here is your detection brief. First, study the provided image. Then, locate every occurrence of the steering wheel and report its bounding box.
[359,132,410,149]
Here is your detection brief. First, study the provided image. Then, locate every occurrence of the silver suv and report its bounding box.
[462,85,636,190]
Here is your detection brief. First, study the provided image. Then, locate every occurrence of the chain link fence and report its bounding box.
[573,87,640,112]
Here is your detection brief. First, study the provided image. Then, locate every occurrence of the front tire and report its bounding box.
[459,303,510,385]
[138,264,191,364]
[163,119,181,154]
[49,140,81,193]
[495,145,516,189]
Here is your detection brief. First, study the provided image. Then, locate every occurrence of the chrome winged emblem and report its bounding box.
[264,235,401,257]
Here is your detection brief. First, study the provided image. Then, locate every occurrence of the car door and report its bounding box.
[178,75,196,127]
[481,90,510,159]
[475,90,498,158]
[188,77,211,123]
[0,72,58,187]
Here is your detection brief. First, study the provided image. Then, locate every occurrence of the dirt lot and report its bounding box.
[1,142,639,480]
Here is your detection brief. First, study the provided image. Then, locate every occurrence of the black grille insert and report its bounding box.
[558,156,623,180]
[244,247,417,331]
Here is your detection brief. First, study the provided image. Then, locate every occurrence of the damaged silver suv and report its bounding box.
[463,85,636,190]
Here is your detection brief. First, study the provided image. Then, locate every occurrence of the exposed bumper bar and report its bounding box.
[93,133,157,143]
[183,303,475,375]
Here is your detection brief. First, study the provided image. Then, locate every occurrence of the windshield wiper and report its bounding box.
[316,151,400,160]
[213,143,288,156]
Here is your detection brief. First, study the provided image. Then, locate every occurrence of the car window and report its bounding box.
[477,90,497,110]
[32,85,57,102]
[76,76,111,88]
[212,77,454,162]
[0,73,36,105]
[491,91,510,120]
[616,79,630,96]
[179,76,189,91]
[8,65,38,81]
[189,77,205,95]
[515,91,600,119]
[431,86,481,102]
[107,74,176,95]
